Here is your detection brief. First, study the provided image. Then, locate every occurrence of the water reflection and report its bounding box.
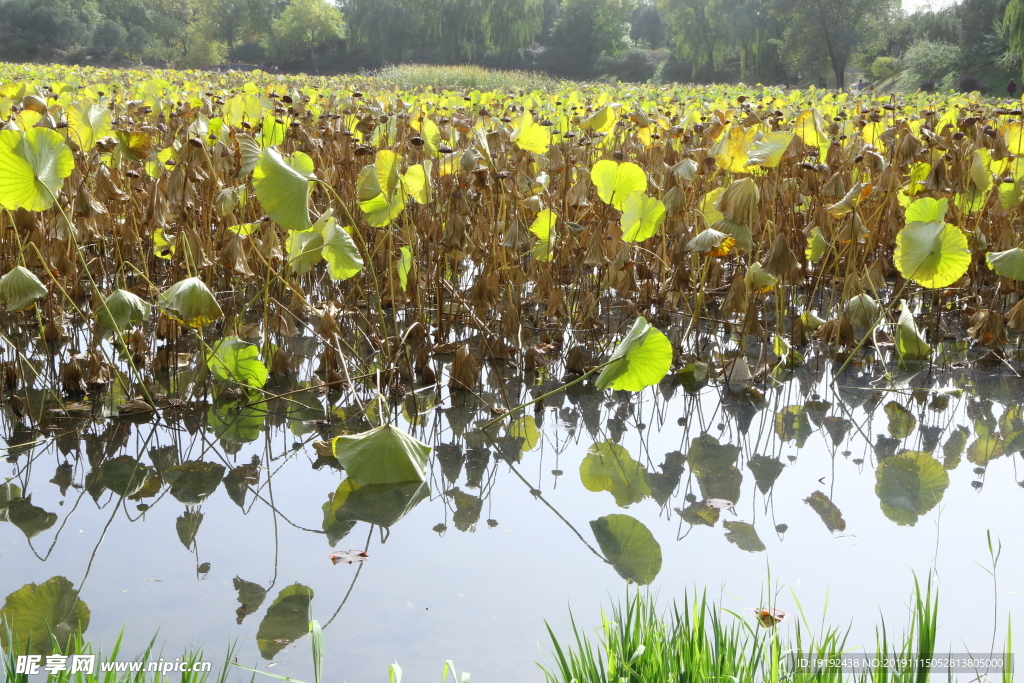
[2,349,1023,662]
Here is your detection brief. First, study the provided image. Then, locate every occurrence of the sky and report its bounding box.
[902,0,957,12]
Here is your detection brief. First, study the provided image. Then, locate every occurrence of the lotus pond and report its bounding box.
[1,63,1024,680]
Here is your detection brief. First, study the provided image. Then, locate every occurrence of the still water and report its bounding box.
[3,348,1024,681]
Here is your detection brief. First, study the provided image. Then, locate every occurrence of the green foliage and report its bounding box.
[902,39,961,84]
[554,0,638,59]
[871,55,900,80]
[267,0,344,71]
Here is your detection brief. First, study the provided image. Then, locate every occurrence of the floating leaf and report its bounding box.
[590,514,662,585]
[0,577,90,656]
[233,577,267,625]
[163,460,225,505]
[884,401,917,439]
[0,266,47,311]
[6,497,56,540]
[723,521,765,552]
[595,317,673,391]
[256,584,314,660]
[159,277,223,327]
[331,424,430,485]
[804,491,846,532]
[875,451,948,526]
[329,479,429,528]
[207,337,268,389]
[579,441,651,507]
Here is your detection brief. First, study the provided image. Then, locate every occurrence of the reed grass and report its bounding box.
[372,63,560,91]
[539,578,1012,683]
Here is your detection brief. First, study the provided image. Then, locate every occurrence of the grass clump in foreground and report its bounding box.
[372,63,561,91]
[541,579,1013,683]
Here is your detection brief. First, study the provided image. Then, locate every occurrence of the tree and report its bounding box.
[488,0,545,63]
[775,0,896,89]
[553,0,637,60]
[658,0,727,81]
[629,1,666,49]
[267,0,344,72]
[343,0,425,63]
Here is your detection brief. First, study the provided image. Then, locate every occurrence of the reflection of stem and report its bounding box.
[24,489,88,561]
[266,438,280,592]
[505,463,606,563]
[322,526,373,629]
[479,364,606,431]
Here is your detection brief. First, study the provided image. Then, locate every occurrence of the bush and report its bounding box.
[871,56,900,81]
[229,42,266,65]
[903,39,960,84]
[957,74,987,94]
[596,49,662,83]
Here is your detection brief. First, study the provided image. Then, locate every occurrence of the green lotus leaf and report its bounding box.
[885,401,917,439]
[359,188,406,227]
[711,218,752,252]
[322,221,364,281]
[595,317,673,392]
[688,434,742,503]
[376,149,401,199]
[159,277,223,327]
[0,576,90,656]
[67,101,112,151]
[223,93,263,128]
[875,451,948,526]
[403,163,431,204]
[0,266,47,311]
[259,115,288,148]
[894,220,970,288]
[529,209,557,261]
[511,110,550,154]
[96,456,154,497]
[397,246,413,292]
[253,148,315,231]
[578,105,617,132]
[233,577,268,625]
[286,227,325,276]
[256,584,314,660]
[208,401,267,444]
[163,460,226,505]
[620,192,666,242]
[329,478,429,528]
[95,289,150,332]
[579,441,651,507]
[175,510,203,549]
[0,128,74,211]
[844,293,880,329]
[723,520,765,552]
[6,496,56,540]
[331,424,430,485]
[746,131,794,168]
[895,301,931,362]
[806,227,829,262]
[0,481,21,522]
[804,490,846,533]
[591,160,647,210]
[904,197,948,223]
[986,248,1024,280]
[775,406,813,447]
[507,415,540,453]
[207,337,268,389]
[747,455,785,494]
[590,514,662,585]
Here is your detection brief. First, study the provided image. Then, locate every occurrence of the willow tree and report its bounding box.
[658,0,728,81]
[553,0,638,60]
[1006,0,1024,78]
[487,0,544,64]
[345,0,428,63]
